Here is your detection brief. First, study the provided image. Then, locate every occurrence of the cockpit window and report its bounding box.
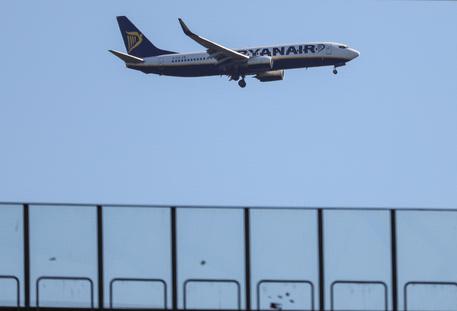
[338,45,347,49]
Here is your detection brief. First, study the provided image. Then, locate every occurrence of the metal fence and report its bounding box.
[0,202,456,311]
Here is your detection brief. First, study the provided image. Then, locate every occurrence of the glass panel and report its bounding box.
[184,281,240,309]
[177,208,244,309]
[0,204,23,307]
[30,205,97,307]
[251,209,318,311]
[258,281,313,311]
[324,210,391,311]
[111,279,166,309]
[104,206,171,308]
[0,277,20,307]
[332,282,387,311]
[405,283,457,311]
[36,278,93,308]
[397,211,457,311]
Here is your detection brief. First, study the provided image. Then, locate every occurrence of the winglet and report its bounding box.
[178,18,194,37]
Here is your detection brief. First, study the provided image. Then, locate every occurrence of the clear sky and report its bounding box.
[1,0,456,208]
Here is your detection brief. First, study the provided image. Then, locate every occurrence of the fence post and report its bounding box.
[391,210,398,311]
[171,207,178,311]
[318,209,325,311]
[244,208,252,310]
[97,205,104,310]
[23,204,30,310]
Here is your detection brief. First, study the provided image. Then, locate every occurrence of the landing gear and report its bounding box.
[230,73,246,88]
[333,62,345,75]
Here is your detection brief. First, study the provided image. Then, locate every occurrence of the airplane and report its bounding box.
[110,16,360,88]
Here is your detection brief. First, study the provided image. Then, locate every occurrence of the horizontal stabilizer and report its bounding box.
[109,50,144,64]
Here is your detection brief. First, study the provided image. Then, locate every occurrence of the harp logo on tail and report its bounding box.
[126,31,143,53]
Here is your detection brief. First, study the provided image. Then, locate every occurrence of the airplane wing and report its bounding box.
[178,18,249,63]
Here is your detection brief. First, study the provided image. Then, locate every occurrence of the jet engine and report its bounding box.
[246,56,273,70]
[255,70,285,82]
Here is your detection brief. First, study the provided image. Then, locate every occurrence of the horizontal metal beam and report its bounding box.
[0,308,277,311]
[1,201,456,212]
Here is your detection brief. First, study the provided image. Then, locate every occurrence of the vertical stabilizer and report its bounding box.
[116,16,176,58]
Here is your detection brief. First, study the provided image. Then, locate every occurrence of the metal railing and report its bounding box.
[0,202,456,311]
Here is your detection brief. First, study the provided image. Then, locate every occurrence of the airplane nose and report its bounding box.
[349,48,360,59]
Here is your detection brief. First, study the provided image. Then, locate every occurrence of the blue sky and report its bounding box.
[1,0,456,208]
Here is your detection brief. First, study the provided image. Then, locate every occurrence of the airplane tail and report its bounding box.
[116,16,176,58]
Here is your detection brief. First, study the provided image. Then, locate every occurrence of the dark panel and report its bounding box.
[97,206,104,309]
[243,209,251,311]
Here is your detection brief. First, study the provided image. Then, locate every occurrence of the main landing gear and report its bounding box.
[229,74,247,88]
[333,68,338,75]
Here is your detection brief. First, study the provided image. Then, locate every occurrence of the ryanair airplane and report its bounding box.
[110,16,360,88]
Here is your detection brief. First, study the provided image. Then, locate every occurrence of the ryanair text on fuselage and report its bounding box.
[110,17,360,88]
[238,45,325,57]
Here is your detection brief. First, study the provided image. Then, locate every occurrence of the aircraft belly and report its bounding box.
[127,64,222,77]
[162,64,222,77]
[272,57,347,70]
[130,57,349,77]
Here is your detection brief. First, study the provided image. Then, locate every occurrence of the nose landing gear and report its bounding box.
[238,78,247,88]
[333,62,346,75]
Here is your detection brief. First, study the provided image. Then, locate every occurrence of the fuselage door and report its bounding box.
[325,45,332,55]
[157,56,165,75]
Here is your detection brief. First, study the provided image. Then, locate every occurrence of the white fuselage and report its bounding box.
[127,42,360,77]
